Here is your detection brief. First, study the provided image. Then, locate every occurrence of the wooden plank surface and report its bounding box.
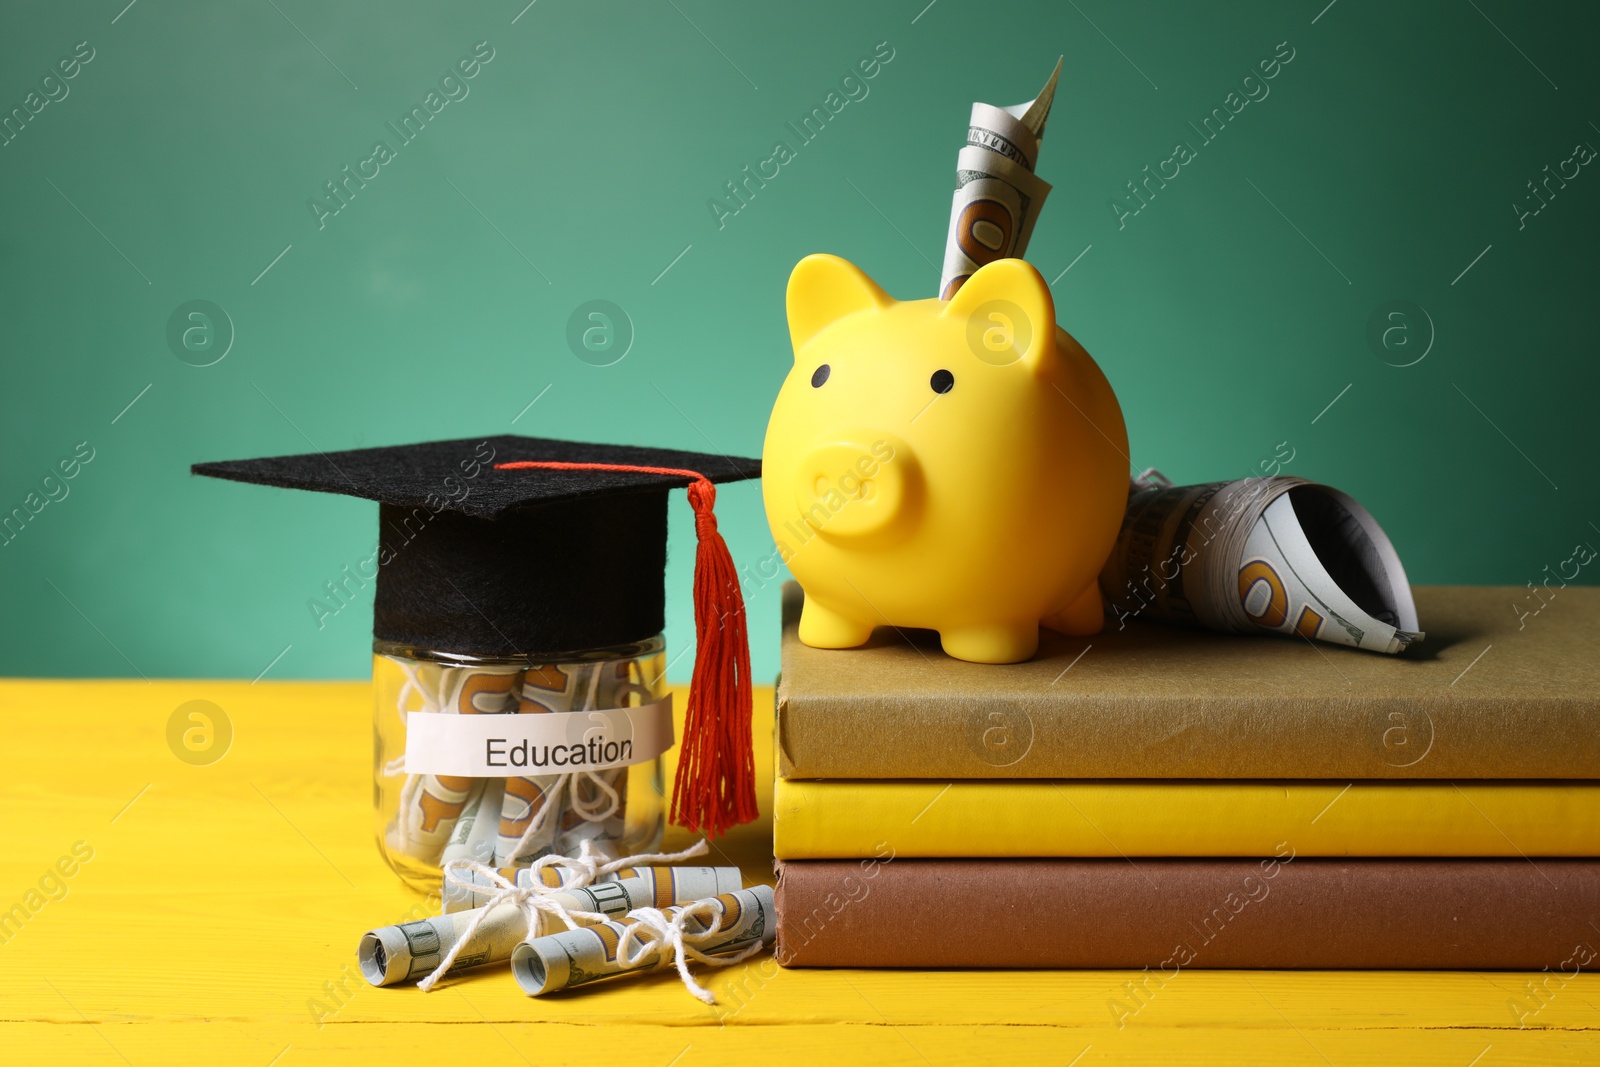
[1,679,1596,1065]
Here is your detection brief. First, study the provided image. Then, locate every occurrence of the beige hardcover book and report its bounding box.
[775,582,1600,779]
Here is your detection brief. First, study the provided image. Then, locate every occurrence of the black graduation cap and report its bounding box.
[193,434,762,837]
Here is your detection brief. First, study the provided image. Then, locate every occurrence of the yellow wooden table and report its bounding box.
[2,680,1595,1065]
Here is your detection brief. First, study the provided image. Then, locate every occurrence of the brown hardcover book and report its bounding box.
[775,583,1600,779]
[774,857,1600,970]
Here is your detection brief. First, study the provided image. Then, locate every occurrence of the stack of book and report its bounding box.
[771,583,1600,968]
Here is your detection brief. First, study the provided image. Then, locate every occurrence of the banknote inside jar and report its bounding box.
[371,639,667,893]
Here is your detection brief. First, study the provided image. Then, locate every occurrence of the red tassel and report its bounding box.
[494,460,757,838]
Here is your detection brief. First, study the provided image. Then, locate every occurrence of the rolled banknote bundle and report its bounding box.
[493,663,580,866]
[389,664,522,865]
[359,865,745,986]
[553,661,647,858]
[553,773,624,857]
[441,859,595,912]
[1099,472,1423,653]
[510,885,775,997]
[444,862,741,913]
[938,58,1061,299]
[438,777,503,868]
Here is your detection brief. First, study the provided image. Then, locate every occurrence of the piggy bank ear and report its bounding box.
[786,254,893,355]
[941,258,1056,370]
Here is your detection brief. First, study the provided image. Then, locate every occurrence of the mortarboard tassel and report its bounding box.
[494,460,758,838]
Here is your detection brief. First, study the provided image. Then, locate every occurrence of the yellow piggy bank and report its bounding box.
[762,254,1128,663]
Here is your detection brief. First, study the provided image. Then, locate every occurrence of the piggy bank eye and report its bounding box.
[930,369,955,394]
[810,364,831,388]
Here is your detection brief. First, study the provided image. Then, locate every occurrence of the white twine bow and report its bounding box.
[417,838,712,992]
[615,897,767,1004]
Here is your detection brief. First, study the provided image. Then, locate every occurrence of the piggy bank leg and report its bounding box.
[798,597,876,650]
[939,622,1040,664]
[1041,583,1106,637]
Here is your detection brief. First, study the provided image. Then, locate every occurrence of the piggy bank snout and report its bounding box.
[791,435,914,539]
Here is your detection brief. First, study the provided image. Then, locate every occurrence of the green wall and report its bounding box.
[2,0,1595,681]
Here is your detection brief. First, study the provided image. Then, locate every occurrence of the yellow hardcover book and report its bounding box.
[771,778,1600,859]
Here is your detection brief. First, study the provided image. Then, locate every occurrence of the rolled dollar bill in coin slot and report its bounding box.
[939,58,1061,300]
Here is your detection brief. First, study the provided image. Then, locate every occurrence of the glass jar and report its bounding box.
[372,637,668,893]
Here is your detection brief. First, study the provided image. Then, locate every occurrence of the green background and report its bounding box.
[2,0,1594,682]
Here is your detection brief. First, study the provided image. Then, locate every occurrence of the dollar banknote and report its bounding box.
[509,885,775,996]
[1098,473,1423,653]
[493,663,582,865]
[441,860,602,912]
[938,58,1061,299]
[443,862,742,913]
[553,660,647,858]
[389,664,522,865]
[360,866,746,986]
[438,777,503,868]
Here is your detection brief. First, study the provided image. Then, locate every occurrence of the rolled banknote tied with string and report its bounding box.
[441,859,597,912]
[510,885,775,999]
[389,664,522,866]
[1098,471,1423,653]
[492,658,649,866]
[439,777,503,869]
[444,862,742,913]
[554,660,649,857]
[938,58,1061,300]
[359,864,745,986]
[494,663,580,866]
